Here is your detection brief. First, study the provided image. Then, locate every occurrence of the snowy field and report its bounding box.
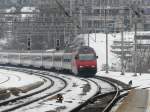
[0,69,44,89]
[99,71,150,89]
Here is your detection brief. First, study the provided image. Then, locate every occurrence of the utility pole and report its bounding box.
[120,9,125,75]
[80,6,86,46]
[95,30,96,42]
[88,33,89,46]
[80,7,83,32]
[131,4,141,76]
[121,26,124,75]
[106,32,108,73]
[69,0,72,16]
[104,2,108,73]
[134,22,137,76]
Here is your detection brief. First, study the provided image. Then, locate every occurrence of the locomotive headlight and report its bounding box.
[91,65,96,68]
[80,66,84,68]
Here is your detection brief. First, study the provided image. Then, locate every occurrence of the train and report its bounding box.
[0,46,98,76]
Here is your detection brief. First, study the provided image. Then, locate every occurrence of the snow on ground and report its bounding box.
[16,74,99,112]
[0,69,43,89]
[99,71,150,89]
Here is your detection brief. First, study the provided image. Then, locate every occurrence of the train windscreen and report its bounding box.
[79,54,95,60]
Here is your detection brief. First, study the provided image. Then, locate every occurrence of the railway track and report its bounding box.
[0,66,132,112]
[0,67,68,112]
[14,68,100,112]
[71,75,130,112]
[2,68,100,112]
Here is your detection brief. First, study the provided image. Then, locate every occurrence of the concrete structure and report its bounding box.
[115,89,149,112]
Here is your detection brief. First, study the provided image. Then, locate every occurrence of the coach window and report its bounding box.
[63,55,72,62]
[43,55,52,61]
[34,56,41,61]
[54,56,61,61]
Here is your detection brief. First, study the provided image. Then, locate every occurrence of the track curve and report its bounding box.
[0,67,67,112]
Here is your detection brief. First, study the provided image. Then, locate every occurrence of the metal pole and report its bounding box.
[95,29,96,42]
[134,23,137,76]
[139,34,142,75]
[80,8,82,30]
[120,9,125,75]
[88,33,89,46]
[106,32,108,73]
[80,7,84,46]
[121,28,124,75]
[70,0,72,16]
[104,4,108,73]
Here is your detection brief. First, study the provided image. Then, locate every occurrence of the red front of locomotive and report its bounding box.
[74,46,97,76]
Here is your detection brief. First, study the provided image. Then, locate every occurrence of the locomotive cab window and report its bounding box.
[78,54,96,60]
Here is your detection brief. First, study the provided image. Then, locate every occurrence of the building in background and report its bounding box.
[0,0,150,50]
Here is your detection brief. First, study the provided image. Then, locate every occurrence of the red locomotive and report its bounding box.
[66,46,98,76]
